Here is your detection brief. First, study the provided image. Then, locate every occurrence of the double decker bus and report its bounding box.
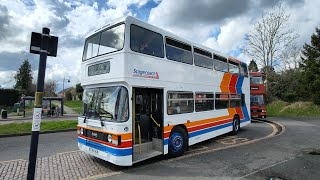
[249,72,266,118]
[77,16,250,166]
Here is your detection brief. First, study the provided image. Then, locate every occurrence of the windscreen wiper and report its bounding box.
[98,107,114,119]
[94,109,105,127]
[82,111,87,123]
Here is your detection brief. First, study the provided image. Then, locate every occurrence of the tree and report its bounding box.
[14,59,33,95]
[44,80,57,97]
[65,90,73,101]
[75,83,84,100]
[248,59,259,72]
[280,44,302,71]
[301,27,320,105]
[31,79,57,97]
[245,4,298,81]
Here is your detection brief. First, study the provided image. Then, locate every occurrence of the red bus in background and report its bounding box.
[250,72,267,118]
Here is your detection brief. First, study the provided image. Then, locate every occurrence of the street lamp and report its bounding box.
[62,76,70,98]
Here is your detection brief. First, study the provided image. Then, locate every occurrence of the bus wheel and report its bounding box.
[232,117,240,135]
[168,126,187,157]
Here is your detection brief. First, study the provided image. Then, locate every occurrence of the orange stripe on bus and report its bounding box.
[187,118,232,133]
[220,73,232,93]
[235,107,244,119]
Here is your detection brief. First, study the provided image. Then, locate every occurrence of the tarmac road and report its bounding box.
[93,117,320,180]
[0,131,78,162]
[0,120,271,162]
[2,118,319,180]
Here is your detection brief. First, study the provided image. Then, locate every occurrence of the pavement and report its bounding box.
[0,120,274,180]
[0,114,78,125]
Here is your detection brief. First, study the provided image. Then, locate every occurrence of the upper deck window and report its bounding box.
[250,77,263,84]
[229,61,239,74]
[214,55,228,72]
[130,25,164,58]
[194,47,213,69]
[83,24,125,61]
[166,38,193,65]
[240,63,249,77]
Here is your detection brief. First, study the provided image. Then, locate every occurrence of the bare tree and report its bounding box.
[245,4,298,77]
[31,79,57,97]
[280,44,302,71]
[44,80,58,97]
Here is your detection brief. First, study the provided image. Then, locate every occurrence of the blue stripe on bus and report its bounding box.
[241,105,250,122]
[236,76,244,94]
[189,122,232,138]
[235,75,250,121]
[164,138,168,145]
[78,138,132,156]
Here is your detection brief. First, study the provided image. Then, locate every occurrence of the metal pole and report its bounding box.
[27,27,50,180]
[63,76,65,98]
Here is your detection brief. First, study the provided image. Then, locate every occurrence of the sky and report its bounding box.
[0,0,319,91]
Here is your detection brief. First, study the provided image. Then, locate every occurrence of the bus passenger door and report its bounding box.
[132,87,163,163]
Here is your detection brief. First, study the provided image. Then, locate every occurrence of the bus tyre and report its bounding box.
[232,117,240,135]
[168,126,188,157]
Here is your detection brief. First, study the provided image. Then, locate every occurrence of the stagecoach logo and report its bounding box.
[133,69,159,79]
[92,132,98,138]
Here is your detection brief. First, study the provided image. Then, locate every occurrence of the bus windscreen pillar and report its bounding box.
[27,28,58,180]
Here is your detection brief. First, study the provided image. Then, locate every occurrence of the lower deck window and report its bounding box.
[230,94,241,108]
[167,92,194,115]
[215,93,229,109]
[195,93,214,112]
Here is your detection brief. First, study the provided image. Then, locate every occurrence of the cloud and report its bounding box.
[148,0,251,29]
[148,0,318,64]
[0,0,319,91]
[0,0,151,91]
[0,5,11,41]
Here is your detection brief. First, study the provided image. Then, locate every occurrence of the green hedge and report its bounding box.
[0,89,20,106]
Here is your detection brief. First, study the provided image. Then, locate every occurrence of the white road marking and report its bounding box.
[236,156,299,180]
[81,171,123,180]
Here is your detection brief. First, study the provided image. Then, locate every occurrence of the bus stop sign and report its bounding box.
[30,32,58,57]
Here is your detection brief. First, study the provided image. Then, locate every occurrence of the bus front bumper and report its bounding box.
[78,137,133,166]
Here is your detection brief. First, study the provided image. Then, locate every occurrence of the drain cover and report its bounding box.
[308,150,320,155]
[269,177,284,180]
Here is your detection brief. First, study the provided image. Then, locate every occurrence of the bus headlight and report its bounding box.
[112,136,119,145]
[262,109,266,112]
[78,128,84,135]
[107,134,112,143]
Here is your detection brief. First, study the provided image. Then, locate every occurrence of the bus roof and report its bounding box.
[249,72,264,76]
[87,16,245,64]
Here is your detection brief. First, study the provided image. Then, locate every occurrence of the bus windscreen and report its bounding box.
[83,24,125,61]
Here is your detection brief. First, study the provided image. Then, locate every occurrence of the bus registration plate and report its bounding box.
[89,147,99,154]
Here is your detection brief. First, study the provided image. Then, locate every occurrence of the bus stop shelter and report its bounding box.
[21,97,64,117]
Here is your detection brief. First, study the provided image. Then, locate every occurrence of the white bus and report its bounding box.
[77,16,250,166]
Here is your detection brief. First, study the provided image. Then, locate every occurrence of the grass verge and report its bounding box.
[64,100,82,114]
[0,120,77,135]
[267,100,320,117]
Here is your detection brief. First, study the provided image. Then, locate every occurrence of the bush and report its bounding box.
[0,89,20,106]
[65,91,72,100]
[312,93,320,105]
[282,91,297,103]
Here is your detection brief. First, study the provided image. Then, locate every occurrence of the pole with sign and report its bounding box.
[27,28,58,180]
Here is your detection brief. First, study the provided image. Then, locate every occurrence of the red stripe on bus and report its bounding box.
[187,118,232,133]
[235,107,244,119]
[229,75,238,93]
[78,135,132,148]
